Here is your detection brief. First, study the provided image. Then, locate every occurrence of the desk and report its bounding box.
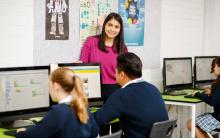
[0,117,43,138]
[0,108,119,138]
[163,94,202,138]
[0,128,14,138]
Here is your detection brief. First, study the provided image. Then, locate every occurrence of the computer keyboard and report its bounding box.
[167,90,188,96]
[184,90,205,98]
[184,94,195,98]
[165,89,205,96]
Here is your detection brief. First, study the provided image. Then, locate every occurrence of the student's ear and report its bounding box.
[120,71,126,79]
[53,82,60,91]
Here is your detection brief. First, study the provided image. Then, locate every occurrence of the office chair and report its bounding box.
[100,130,122,138]
[149,119,177,138]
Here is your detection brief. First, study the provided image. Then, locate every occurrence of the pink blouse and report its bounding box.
[80,36,127,84]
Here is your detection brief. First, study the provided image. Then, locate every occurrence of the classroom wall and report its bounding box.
[0,0,33,67]
[143,0,220,90]
[161,0,204,58]
[33,0,162,69]
[0,1,219,137]
[34,0,80,66]
[0,0,220,90]
[203,0,220,55]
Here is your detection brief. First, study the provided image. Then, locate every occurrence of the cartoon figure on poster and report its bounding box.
[47,0,68,36]
[125,0,139,24]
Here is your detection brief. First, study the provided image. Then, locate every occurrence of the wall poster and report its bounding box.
[119,0,145,46]
[79,0,114,46]
[46,0,69,40]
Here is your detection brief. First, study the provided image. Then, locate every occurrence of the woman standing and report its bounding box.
[80,12,127,102]
[79,12,127,135]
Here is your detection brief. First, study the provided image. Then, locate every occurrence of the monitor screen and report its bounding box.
[0,66,50,128]
[194,56,217,85]
[57,63,102,100]
[163,57,193,92]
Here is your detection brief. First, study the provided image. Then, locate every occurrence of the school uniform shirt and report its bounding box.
[94,78,169,138]
[16,97,99,138]
[194,82,220,121]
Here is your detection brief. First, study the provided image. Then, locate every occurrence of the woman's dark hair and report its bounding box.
[211,57,220,92]
[116,52,142,79]
[99,12,126,54]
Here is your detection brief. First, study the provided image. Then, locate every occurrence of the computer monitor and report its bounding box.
[0,66,50,128]
[163,57,193,93]
[194,56,217,88]
[57,63,102,101]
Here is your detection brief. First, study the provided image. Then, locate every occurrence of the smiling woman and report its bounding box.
[79,12,128,135]
[104,18,121,45]
[79,12,127,101]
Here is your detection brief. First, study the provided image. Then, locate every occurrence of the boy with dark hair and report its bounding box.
[94,52,168,138]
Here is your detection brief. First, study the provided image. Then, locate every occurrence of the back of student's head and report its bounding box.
[211,57,220,73]
[116,52,142,79]
[210,57,220,83]
[50,68,88,124]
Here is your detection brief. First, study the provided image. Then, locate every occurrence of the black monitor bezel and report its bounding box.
[57,63,102,102]
[0,66,50,121]
[194,56,217,85]
[163,57,193,92]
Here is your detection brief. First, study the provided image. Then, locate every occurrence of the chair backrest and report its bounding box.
[149,119,177,138]
[100,130,122,138]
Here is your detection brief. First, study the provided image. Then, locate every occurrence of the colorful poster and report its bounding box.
[46,0,69,40]
[80,0,114,46]
[119,0,145,46]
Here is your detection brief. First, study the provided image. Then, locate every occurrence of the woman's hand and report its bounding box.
[74,60,83,63]
[17,128,27,133]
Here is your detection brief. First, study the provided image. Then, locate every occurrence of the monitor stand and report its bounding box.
[0,120,35,129]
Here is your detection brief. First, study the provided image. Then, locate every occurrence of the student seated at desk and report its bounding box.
[94,52,169,138]
[187,57,220,138]
[16,68,99,138]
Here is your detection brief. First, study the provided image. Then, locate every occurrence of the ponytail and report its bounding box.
[70,75,88,124]
[51,68,89,124]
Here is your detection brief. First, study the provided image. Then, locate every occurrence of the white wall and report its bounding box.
[161,0,204,58]
[0,0,33,67]
[33,0,162,69]
[203,0,220,55]
[145,0,220,90]
[0,0,220,90]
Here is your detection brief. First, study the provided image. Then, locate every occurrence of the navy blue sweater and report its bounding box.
[94,81,169,138]
[16,104,99,138]
[195,82,220,121]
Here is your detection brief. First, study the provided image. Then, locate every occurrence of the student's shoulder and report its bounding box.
[125,81,159,92]
[83,35,100,49]
[86,35,100,42]
[50,104,71,114]
[107,88,124,99]
[125,81,149,89]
